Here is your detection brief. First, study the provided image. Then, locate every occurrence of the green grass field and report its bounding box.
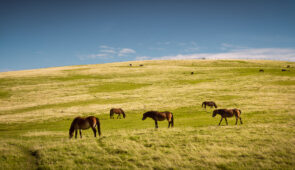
[0,59,294,169]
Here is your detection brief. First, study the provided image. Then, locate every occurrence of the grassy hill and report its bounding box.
[0,59,294,169]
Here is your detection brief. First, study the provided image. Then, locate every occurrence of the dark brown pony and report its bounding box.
[212,109,243,125]
[69,116,101,139]
[142,111,174,128]
[281,69,290,72]
[202,101,218,109]
[110,108,126,119]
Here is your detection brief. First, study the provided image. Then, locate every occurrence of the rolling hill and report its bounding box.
[0,59,294,169]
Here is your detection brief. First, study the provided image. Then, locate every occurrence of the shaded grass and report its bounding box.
[0,89,11,99]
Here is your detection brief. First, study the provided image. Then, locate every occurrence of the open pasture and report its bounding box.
[0,60,294,169]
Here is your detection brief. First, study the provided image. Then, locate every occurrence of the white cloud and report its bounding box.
[154,48,295,61]
[135,56,150,60]
[79,46,136,60]
[99,45,114,49]
[118,48,136,56]
[100,49,116,54]
[79,53,111,60]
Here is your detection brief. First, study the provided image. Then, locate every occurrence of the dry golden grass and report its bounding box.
[0,59,294,169]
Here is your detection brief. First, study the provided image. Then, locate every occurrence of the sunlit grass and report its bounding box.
[0,59,294,169]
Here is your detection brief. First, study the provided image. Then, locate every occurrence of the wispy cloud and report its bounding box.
[99,45,114,49]
[156,41,171,45]
[149,47,165,51]
[151,41,201,52]
[220,43,247,51]
[79,53,111,60]
[153,48,295,61]
[118,48,136,56]
[135,56,150,60]
[100,49,116,54]
[79,45,136,60]
[183,41,200,52]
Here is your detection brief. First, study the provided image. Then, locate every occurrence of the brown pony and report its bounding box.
[142,111,174,128]
[69,116,101,139]
[202,101,218,109]
[110,108,126,119]
[212,109,243,125]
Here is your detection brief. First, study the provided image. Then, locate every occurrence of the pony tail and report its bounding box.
[239,109,242,114]
[96,118,101,136]
[122,109,126,118]
[110,109,113,119]
[202,102,204,108]
[171,113,174,127]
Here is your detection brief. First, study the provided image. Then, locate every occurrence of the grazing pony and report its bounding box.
[110,108,126,119]
[259,69,264,72]
[202,101,218,109]
[212,109,243,125]
[142,111,174,128]
[69,116,101,139]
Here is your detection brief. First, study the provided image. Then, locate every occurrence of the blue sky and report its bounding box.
[1,0,295,71]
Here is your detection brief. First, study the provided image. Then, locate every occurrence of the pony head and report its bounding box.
[142,111,150,120]
[142,113,147,120]
[69,128,74,139]
[212,110,218,117]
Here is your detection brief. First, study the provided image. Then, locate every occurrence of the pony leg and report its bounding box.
[224,118,228,125]
[168,121,171,128]
[75,130,78,139]
[79,129,82,138]
[155,120,158,128]
[235,117,238,125]
[240,117,243,124]
[92,127,97,137]
[218,118,223,125]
